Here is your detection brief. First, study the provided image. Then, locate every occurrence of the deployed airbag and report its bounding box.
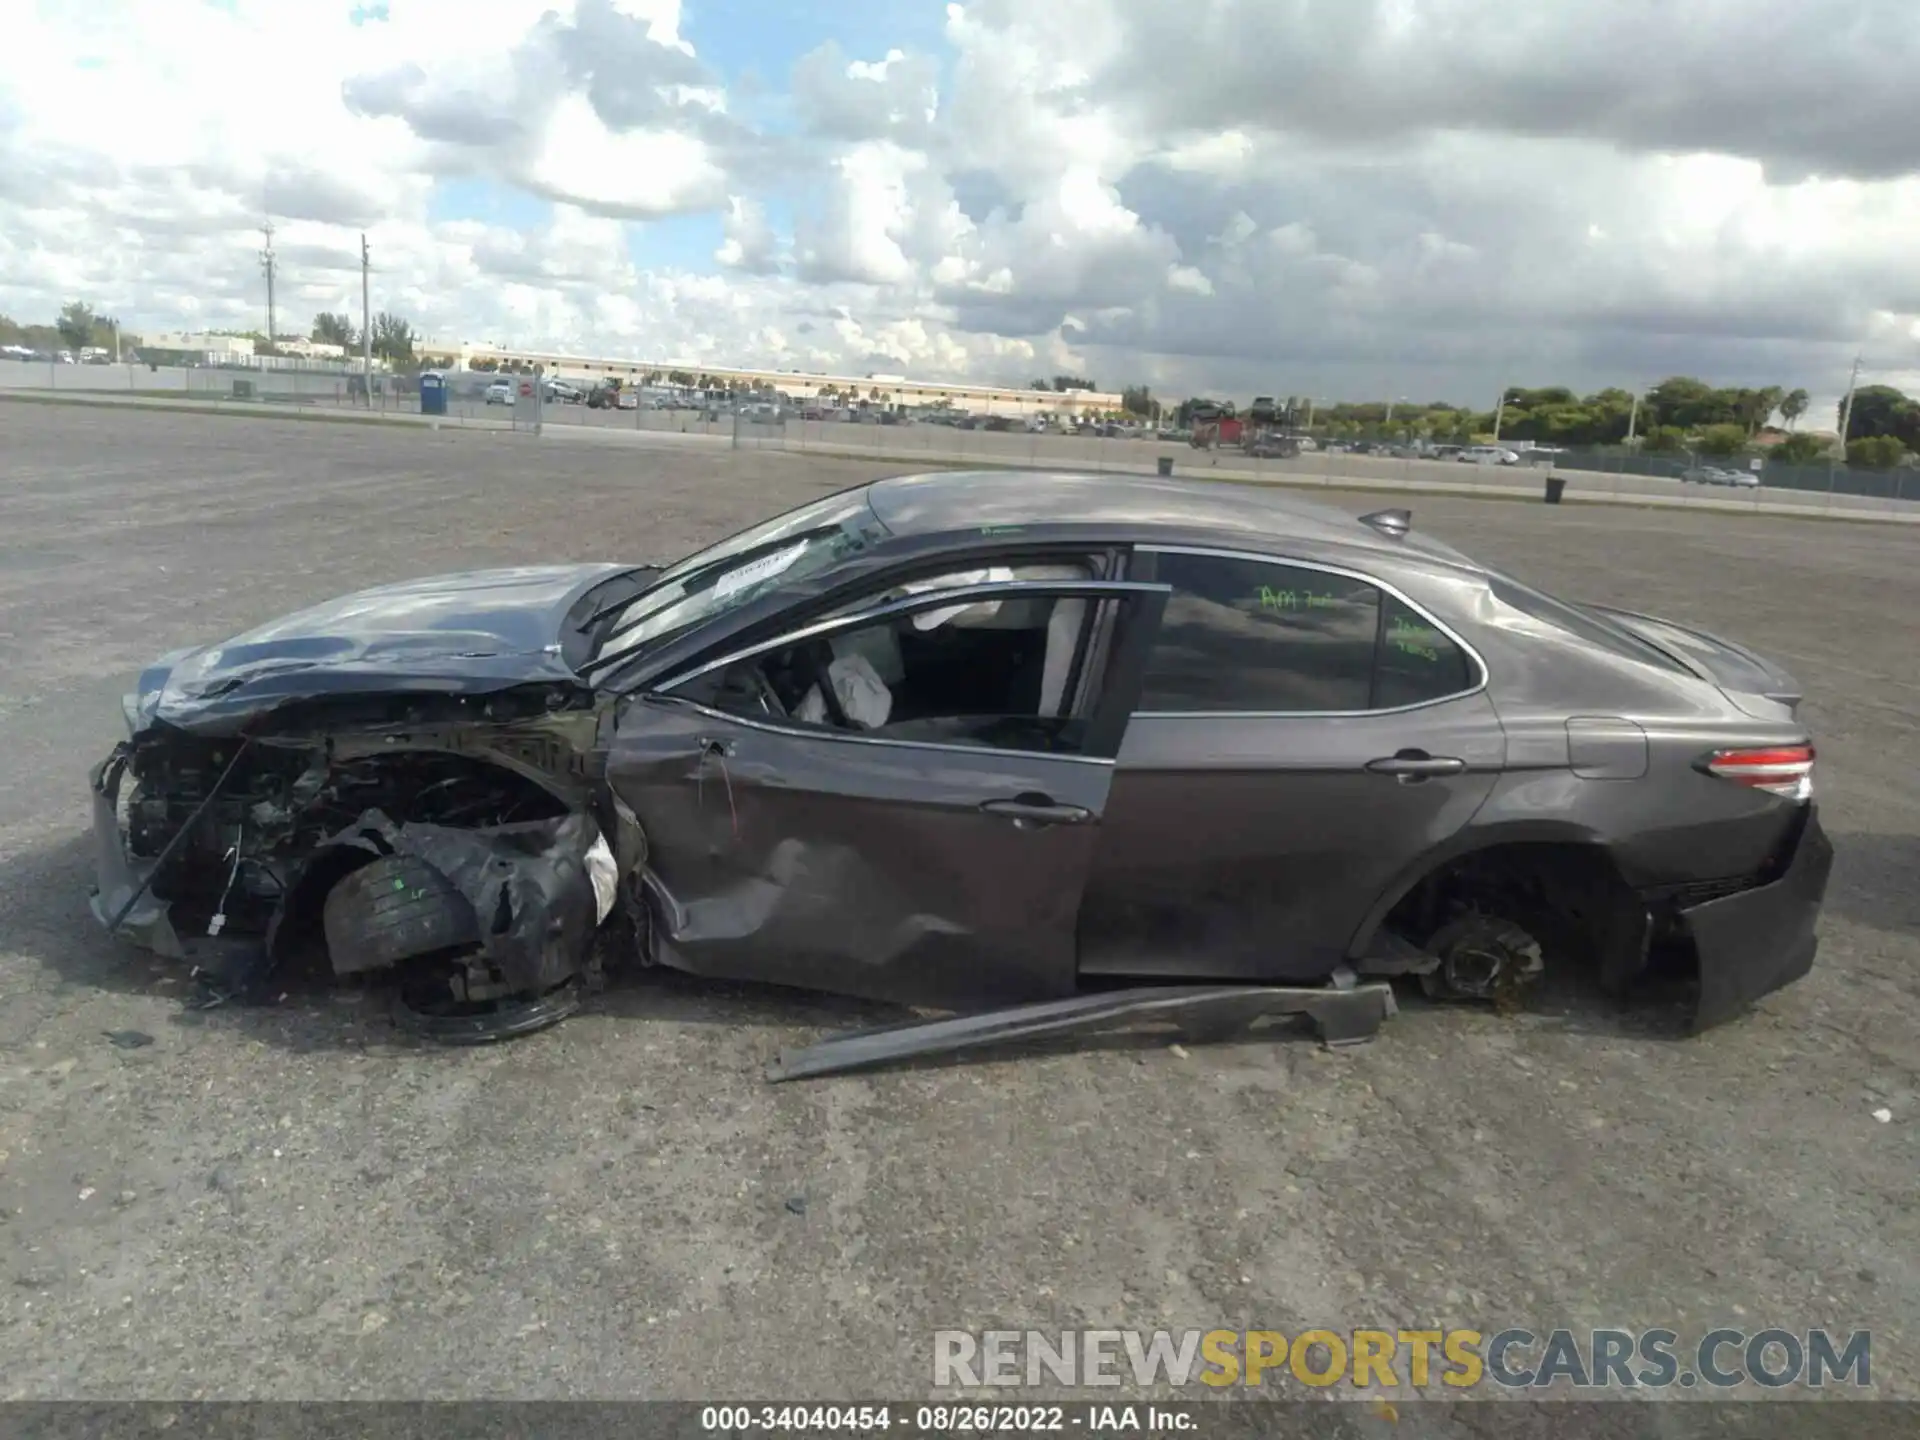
[796,651,894,729]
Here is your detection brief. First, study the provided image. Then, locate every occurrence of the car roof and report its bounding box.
[863,470,1482,574]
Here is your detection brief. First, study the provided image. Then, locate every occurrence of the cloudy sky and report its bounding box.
[3,0,1917,409]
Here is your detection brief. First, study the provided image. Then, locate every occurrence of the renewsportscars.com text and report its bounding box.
[933,1328,1872,1391]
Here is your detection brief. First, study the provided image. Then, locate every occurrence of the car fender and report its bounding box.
[1345,815,1615,960]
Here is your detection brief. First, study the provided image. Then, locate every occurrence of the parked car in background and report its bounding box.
[1681,465,1761,488]
[483,381,514,405]
[1458,446,1522,465]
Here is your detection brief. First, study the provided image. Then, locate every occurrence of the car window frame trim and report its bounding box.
[654,695,1119,768]
[648,577,1175,762]
[594,534,1111,697]
[1130,543,1490,719]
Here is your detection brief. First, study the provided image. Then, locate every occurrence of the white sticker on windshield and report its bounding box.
[709,542,808,602]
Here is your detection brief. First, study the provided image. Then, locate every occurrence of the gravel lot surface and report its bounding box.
[0,406,1913,1403]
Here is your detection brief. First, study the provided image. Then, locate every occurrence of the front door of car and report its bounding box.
[1076,548,1506,983]
[604,580,1168,1010]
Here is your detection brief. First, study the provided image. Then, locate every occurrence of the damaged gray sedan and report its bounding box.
[90,470,1833,1068]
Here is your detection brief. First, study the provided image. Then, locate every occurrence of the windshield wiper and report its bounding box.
[576,524,857,680]
[580,524,848,636]
[578,582,654,633]
[572,566,668,633]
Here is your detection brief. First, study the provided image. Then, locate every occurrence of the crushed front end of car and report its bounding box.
[89,686,621,1042]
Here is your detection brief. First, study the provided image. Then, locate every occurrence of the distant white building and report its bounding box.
[146,332,256,359]
[416,339,1126,418]
[275,338,346,360]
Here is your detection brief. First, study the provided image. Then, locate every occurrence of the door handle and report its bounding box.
[981,798,1092,826]
[1365,751,1467,781]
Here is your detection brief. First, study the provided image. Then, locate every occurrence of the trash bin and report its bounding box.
[231,378,254,400]
[1543,474,1566,505]
[1157,455,1174,477]
[419,372,447,417]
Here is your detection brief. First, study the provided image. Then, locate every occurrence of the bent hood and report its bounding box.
[129,563,634,736]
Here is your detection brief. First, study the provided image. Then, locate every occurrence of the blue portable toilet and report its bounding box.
[419,371,447,417]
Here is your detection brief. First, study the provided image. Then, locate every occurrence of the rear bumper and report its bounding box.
[1683,806,1834,1031]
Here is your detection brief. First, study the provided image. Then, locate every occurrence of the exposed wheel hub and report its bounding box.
[1422,912,1546,1009]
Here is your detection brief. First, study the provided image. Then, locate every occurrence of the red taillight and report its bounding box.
[1701,744,1814,800]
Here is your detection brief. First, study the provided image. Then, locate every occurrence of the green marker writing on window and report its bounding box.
[1389,615,1440,661]
[1258,585,1342,613]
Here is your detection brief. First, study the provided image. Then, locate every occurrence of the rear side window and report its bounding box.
[1139,554,1381,712]
[1488,576,1691,674]
[1139,554,1479,713]
[1375,594,1474,707]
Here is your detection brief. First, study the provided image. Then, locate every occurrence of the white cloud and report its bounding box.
[715,196,780,273]
[521,96,728,216]
[1167,266,1213,297]
[2,0,1918,405]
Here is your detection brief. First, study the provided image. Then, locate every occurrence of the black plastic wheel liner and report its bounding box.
[292,807,605,997]
[394,974,583,1045]
[322,853,480,975]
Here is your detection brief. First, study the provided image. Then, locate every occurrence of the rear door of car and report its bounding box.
[1076,545,1506,983]
[605,577,1169,1010]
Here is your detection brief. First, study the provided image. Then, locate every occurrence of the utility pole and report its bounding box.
[1830,355,1862,490]
[360,233,373,407]
[259,220,277,354]
[1837,355,1862,444]
[1625,390,1641,446]
[1492,388,1507,442]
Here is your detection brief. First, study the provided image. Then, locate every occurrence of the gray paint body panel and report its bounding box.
[1567,717,1651,780]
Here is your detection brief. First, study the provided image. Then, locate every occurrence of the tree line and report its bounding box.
[12,301,1915,468]
[0,302,137,356]
[1144,378,1918,470]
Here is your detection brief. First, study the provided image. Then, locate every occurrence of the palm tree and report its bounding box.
[1740,386,1784,438]
[1780,388,1809,432]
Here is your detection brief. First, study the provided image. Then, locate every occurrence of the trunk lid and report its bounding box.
[1579,603,1804,717]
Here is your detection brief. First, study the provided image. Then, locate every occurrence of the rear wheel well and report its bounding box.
[1377,841,1664,991]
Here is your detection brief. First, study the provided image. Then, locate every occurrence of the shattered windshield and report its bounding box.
[589,491,887,670]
